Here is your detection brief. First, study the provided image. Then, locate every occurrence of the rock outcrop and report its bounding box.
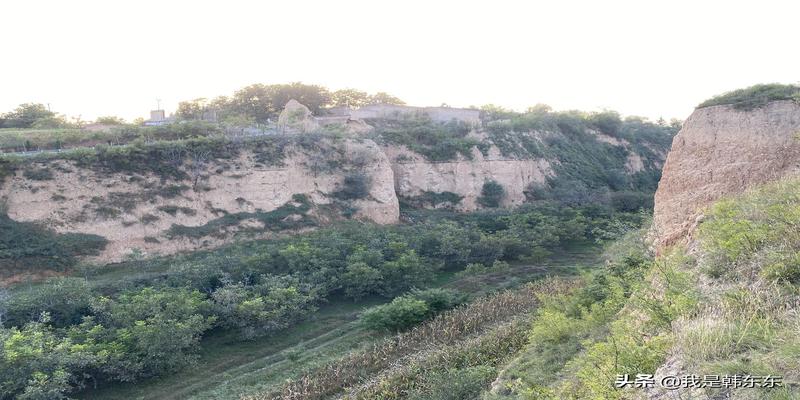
[653,100,800,248]
[278,99,320,133]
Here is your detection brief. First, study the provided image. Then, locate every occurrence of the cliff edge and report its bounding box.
[653,99,800,248]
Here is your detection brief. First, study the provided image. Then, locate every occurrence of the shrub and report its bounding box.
[22,167,54,181]
[478,180,505,208]
[407,288,467,314]
[761,256,800,284]
[90,287,216,380]
[361,296,430,331]
[0,214,107,272]
[333,172,371,200]
[4,278,94,327]
[361,288,466,332]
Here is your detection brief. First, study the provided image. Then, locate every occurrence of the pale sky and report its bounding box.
[2,0,798,122]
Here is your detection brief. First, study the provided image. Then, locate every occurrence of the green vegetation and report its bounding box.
[332,172,371,200]
[673,178,800,399]
[697,83,800,110]
[367,115,484,161]
[400,191,464,209]
[165,194,315,239]
[0,201,641,399]
[484,226,665,398]
[0,214,107,274]
[177,83,404,124]
[0,121,222,152]
[484,107,677,205]
[490,178,800,399]
[0,133,295,186]
[360,288,467,331]
[0,103,72,129]
[260,283,551,400]
[478,179,506,208]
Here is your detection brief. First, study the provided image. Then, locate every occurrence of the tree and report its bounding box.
[94,116,126,125]
[342,262,384,299]
[90,287,215,380]
[229,84,274,124]
[176,98,208,120]
[479,104,516,121]
[4,278,94,327]
[331,89,371,108]
[2,103,56,128]
[267,82,331,115]
[0,317,104,399]
[588,110,623,136]
[368,92,405,105]
[333,172,371,200]
[381,250,436,293]
[211,277,317,339]
[477,180,505,208]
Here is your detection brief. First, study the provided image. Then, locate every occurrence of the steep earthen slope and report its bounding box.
[0,138,398,262]
[386,145,553,210]
[653,100,800,248]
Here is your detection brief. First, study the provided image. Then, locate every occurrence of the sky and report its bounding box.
[1,0,798,122]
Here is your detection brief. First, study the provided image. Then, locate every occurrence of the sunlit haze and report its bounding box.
[2,0,798,122]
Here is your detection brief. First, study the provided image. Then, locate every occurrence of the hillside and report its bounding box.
[0,103,675,272]
[0,99,675,400]
[654,96,800,248]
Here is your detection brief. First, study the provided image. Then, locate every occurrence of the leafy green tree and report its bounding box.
[1,103,55,128]
[229,84,274,123]
[381,250,436,294]
[5,278,94,327]
[94,116,126,125]
[176,98,208,120]
[90,287,215,380]
[588,110,623,136]
[0,316,103,399]
[267,82,331,116]
[342,262,384,299]
[477,180,505,208]
[211,277,317,339]
[331,89,371,108]
[368,92,405,105]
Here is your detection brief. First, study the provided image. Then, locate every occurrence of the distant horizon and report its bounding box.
[2,0,798,123]
[0,80,783,124]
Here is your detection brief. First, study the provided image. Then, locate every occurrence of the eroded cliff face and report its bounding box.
[0,139,399,262]
[653,100,800,248]
[1,110,671,265]
[386,145,553,210]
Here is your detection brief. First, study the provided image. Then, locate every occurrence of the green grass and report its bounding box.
[0,122,222,152]
[697,83,800,110]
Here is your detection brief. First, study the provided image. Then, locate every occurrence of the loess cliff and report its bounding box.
[653,100,800,249]
[0,106,673,266]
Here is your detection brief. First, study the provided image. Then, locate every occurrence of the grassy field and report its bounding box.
[77,242,601,400]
